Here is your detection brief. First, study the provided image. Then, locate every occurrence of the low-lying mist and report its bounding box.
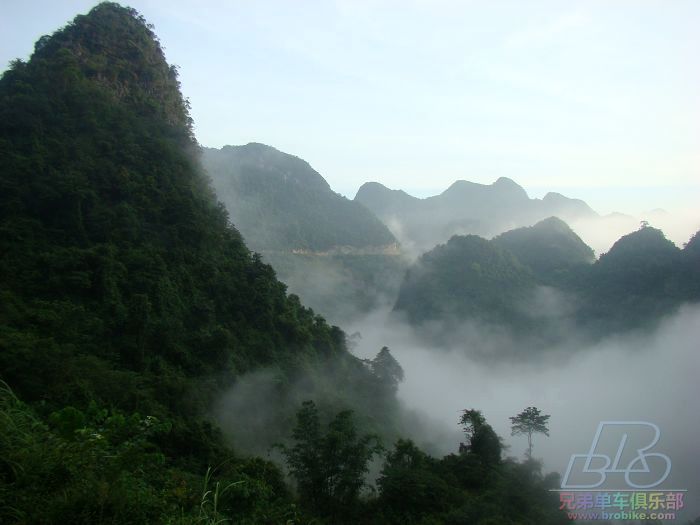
[213,294,699,518]
[381,207,700,260]
[344,302,700,520]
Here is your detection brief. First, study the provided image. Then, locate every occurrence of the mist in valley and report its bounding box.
[215,239,700,519]
[3,2,698,523]
[342,303,700,519]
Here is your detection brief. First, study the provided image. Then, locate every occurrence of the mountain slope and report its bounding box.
[492,217,595,284]
[355,179,597,252]
[0,2,388,473]
[394,223,698,349]
[572,226,687,332]
[0,5,589,523]
[394,235,536,328]
[202,144,397,252]
[202,143,406,324]
[0,4,422,522]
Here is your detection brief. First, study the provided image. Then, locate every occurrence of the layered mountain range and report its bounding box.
[394,219,700,350]
[2,3,697,522]
[355,178,597,252]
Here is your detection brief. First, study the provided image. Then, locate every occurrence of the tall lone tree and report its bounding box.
[510,406,550,458]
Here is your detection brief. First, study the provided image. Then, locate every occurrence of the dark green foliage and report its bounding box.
[202,144,396,252]
[278,401,382,519]
[377,439,460,521]
[214,346,407,461]
[394,221,700,345]
[394,234,536,328]
[459,409,502,467]
[571,225,691,333]
[678,230,700,299]
[0,1,348,452]
[0,4,379,522]
[493,216,595,285]
[375,416,568,525]
[368,346,404,393]
[0,382,296,524]
[0,4,580,523]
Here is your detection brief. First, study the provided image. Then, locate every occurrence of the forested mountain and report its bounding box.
[1,0,344,422]
[0,4,567,523]
[0,3,387,521]
[394,221,700,349]
[394,235,537,328]
[355,178,597,252]
[570,226,699,333]
[202,143,396,252]
[202,143,407,324]
[492,217,595,285]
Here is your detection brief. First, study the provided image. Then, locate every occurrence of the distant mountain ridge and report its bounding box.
[202,143,397,253]
[355,178,597,253]
[393,220,700,351]
[202,143,407,324]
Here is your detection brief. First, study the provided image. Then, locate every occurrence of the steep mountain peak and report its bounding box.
[30,2,191,132]
[0,1,354,428]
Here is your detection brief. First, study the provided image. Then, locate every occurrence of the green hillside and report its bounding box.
[394,222,699,345]
[0,4,384,521]
[572,225,690,333]
[0,0,349,426]
[492,217,595,285]
[0,4,570,523]
[202,143,396,252]
[394,235,536,328]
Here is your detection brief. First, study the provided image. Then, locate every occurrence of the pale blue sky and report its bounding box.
[2,1,698,215]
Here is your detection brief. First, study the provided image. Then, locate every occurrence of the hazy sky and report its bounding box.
[2,1,698,215]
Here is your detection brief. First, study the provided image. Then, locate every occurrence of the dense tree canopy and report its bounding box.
[0,3,576,523]
[394,234,536,328]
[394,220,700,346]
